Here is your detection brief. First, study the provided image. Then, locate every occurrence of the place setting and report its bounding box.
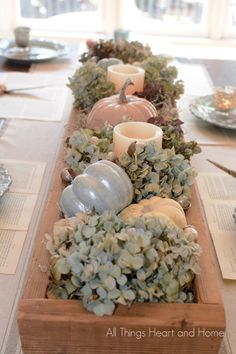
[0,26,68,64]
[189,85,236,130]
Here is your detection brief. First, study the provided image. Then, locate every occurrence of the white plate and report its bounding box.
[0,118,7,137]
[0,164,12,198]
[0,38,68,64]
[189,94,236,130]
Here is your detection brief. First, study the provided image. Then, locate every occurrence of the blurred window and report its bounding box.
[17,0,102,33]
[1,0,235,39]
[229,0,236,26]
[134,0,204,25]
[120,0,208,37]
[20,0,99,19]
[222,0,236,38]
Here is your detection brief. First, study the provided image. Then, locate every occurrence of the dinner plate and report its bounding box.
[0,164,12,198]
[189,94,236,130]
[0,38,68,64]
[0,118,7,137]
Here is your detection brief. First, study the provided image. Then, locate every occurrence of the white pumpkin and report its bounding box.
[60,160,134,217]
[119,196,187,229]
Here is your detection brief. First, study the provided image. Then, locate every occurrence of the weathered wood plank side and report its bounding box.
[18,300,225,354]
[187,186,223,305]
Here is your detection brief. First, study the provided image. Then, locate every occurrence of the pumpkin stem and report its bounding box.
[118,78,134,103]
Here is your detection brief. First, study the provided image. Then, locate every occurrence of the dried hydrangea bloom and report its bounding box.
[46,211,201,316]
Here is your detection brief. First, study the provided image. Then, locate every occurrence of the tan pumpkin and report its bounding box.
[87,79,157,128]
[119,196,187,229]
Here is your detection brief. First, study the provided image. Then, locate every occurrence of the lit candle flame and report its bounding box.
[215,87,236,111]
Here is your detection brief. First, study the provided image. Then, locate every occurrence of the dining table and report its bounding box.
[0,43,236,354]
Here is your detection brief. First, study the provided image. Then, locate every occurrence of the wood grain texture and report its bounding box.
[18,110,226,354]
[187,185,223,305]
[18,300,225,354]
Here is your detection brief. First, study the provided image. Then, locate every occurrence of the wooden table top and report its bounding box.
[177,57,236,87]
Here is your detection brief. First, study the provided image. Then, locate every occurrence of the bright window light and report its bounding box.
[120,0,208,37]
[17,0,103,33]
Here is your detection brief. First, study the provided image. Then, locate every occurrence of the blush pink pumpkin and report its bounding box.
[86,78,157,128]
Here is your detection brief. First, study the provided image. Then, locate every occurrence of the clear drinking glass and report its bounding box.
[14,26,31,48]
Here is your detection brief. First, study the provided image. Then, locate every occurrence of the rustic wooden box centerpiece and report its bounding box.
[17,112,225,354]
[18,39,225,353]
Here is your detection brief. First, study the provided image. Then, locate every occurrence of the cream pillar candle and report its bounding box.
[107,64,145,94]
[113,121,163,158]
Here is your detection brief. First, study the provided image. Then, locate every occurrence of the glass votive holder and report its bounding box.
[214,86,236,111]
[114,29,129,43]
[14,26,31,48]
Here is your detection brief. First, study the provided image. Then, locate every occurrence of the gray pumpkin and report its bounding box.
[60,160,133,217]
[96,58,123,71]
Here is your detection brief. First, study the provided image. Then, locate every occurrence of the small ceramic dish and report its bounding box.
[0,164,12,198]
[189,94,236,130]
[0,38,68,64]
